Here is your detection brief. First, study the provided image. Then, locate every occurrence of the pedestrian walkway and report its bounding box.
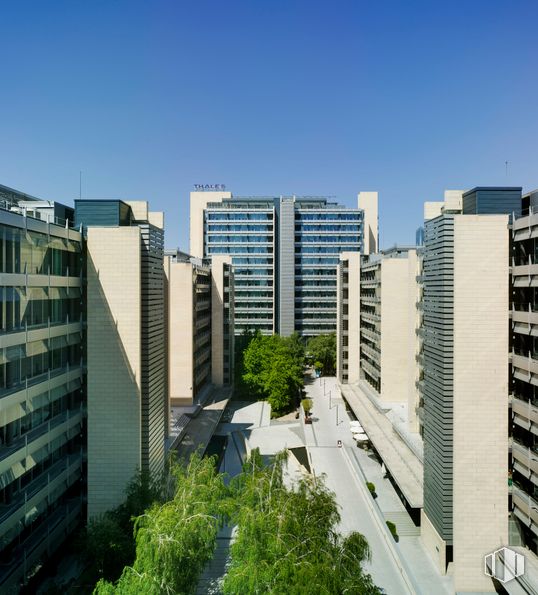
[304,375,453,595]
[340,382,423,508]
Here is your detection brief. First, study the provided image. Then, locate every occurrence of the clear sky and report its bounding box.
[1,1,537,250]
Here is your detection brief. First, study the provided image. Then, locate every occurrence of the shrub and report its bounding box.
[386,520,399,542]
[366,482,377,499]
[301,398,313,415]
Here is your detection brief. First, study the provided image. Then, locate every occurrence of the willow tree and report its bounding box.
[224,450,380,594]
[94,452,229,595]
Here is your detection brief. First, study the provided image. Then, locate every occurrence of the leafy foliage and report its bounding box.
[223,450,380,594]
[81,469,163,582]
[242,332,305,415]
[307,333,337,375]
[93,452,229,595]
[386,520,399,542]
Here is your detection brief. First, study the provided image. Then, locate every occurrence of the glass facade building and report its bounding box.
[0,185,85,591]
[198,193,373,337]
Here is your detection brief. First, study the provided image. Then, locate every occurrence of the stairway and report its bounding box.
[383,511,420,536]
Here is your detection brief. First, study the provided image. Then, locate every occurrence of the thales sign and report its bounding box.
[194,184,226,191]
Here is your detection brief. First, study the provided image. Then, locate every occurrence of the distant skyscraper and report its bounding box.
[190,189,378,337]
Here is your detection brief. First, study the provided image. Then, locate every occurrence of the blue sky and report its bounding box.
[1,1,537,249]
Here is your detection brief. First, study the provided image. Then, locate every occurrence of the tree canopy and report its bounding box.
[90,448,379,595]
[93,452,229,595]
[307,333,337,375]
[224,450,380,594]
[242,332,305,415]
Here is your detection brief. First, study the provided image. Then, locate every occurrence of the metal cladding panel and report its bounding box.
[422,214,454,544]
[75,199,132,229]
[462,188,522,218]
[278,198,295,336]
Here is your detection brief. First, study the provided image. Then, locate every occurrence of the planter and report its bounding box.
[305,417,313,424]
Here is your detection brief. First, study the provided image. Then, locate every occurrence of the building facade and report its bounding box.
[190,189,378,337]
[165,251,234,408]
[511,189,538,556]
[75,199,166,519]
[419,188,517,591]
[0,185,85,591]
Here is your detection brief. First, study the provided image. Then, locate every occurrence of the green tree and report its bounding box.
[242,334,304,415]
[81,469,164,583]
[94,452,230,595]
[223,450,380,594]
[307,333,337,374]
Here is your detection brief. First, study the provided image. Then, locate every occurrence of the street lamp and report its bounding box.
[329,390,332,409]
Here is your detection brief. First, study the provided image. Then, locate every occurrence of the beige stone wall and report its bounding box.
[424,201,444,221]
[452,215,509,592]
[421,510,447,574]
[124,200,148,221]
[358,192,378,255]
[345,252,361,384]
[189,191,232,258]
[443,189,463,212]
[86,226,142,519]
[165,257,195,406]
[380,258,409,402]
[148,210,164,229]
[211,255,231,385]
[407,250,420,432]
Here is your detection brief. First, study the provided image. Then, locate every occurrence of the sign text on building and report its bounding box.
[194,184,226,191]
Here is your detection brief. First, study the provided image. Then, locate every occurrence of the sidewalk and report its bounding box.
[305,375,453,595]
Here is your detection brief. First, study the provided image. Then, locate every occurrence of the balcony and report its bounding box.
[361,342,380,363]
[361,358,380,380]
[513,485,538,536]
[361,311,380,323]
[360,327,380,343]
[512,305,538,335]
[512,256,538,287]
[512,439,538,483]
[512,394,538,431]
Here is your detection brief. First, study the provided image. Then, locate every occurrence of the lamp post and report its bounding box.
[336,404,339,426]
[329,390,332,410]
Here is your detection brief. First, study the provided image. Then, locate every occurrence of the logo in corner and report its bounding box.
[485,547,524,583]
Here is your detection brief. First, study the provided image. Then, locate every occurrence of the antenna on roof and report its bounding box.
[505,161,509,177]
[79,171,82,199]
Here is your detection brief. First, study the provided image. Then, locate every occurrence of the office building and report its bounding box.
[165,250,234,408]
[0,185,85,591]
[189,189,378,337]
[338,187,538,592]
[511,189,538,556]
[338,246,424,517]
[75,199,166,519]
[419,188,520,592]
